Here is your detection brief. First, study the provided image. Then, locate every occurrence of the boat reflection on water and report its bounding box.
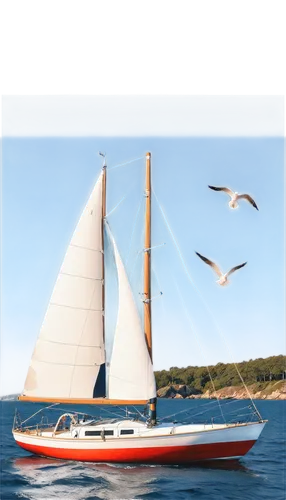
[12,456,154,499]
[13,455,250,474]
[12,455,253,500]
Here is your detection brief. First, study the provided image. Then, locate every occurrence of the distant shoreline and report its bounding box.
[0,394,20,401]
[1,380,286,402]
[155,355,286,400]
[157,380,286,400]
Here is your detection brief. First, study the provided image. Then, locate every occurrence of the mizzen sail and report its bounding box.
[22,173,105,399]
[107,224,156,401]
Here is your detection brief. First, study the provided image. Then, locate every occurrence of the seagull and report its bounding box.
[208,186,259,210]
[195,252,247,286]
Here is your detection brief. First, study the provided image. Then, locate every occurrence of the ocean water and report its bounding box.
[0,399,285,500]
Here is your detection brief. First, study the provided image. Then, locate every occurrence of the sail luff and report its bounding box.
[97,161,107,396]
[102,164,106,344]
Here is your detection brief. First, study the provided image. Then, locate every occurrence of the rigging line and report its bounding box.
[105,258,113,304]
[131,405,146,420]
[108,156,145,171]
[139,225,145,289]
[157,385,254,423]
[98,405,129,420]
[21,403,60,424]
[174,281,226,424]
[105,221,118,290]
[34,405,142,421]
[159,400,255,422]
[151,260,167,318]
[229,415,255,423]
[45,407,97,417]
[98,408,123,419]
[160,402,222,423]
[178,404,233,422]
[106,195,126,218]
[138,260,144,295]
[224,404,255,415]
[125,195,144,266]
[105,219,113,308]
[220,398,249,407]
[152,186,262,420]
[159,398,219,422]
[129,223,145,282]
[105,256,113,304]
[129,251,140,282]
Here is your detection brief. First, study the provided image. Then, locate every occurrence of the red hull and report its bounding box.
[16,439,256,464]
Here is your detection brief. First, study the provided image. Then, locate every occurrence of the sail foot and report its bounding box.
[18,395,149,405]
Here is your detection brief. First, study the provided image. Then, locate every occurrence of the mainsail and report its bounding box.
[23,174,105,399]
[107,224,156,400]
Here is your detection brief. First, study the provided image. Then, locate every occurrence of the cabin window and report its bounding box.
[85,430,114,436]
[120,429,134,435]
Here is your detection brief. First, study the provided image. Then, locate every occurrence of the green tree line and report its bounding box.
[154,355,286,391]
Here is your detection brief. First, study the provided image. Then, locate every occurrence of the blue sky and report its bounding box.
[1,136,284,395]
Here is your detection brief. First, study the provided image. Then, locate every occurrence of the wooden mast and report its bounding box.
[144,152,157,425]
[144,152,152,360]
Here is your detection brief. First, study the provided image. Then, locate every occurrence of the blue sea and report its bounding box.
[1,399,285,500]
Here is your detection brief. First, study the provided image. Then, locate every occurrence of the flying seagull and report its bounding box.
[208,186,259,210]
[195,252,247,286]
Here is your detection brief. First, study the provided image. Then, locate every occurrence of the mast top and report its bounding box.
[99,151,106,168]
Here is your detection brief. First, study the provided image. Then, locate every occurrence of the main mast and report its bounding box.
[144,152,157,424]
[98,153,107,397]
[94,151,107,398]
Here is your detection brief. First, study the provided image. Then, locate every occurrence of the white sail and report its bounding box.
[23,173,105,399]
[107,225,156,401]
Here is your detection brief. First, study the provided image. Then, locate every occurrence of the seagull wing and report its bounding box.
[195,252,222,277]
[208,186,234,197]
[237,194,259,210]
[226,262,247,277]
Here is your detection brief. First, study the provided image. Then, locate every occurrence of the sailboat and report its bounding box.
[13,152,266,464]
